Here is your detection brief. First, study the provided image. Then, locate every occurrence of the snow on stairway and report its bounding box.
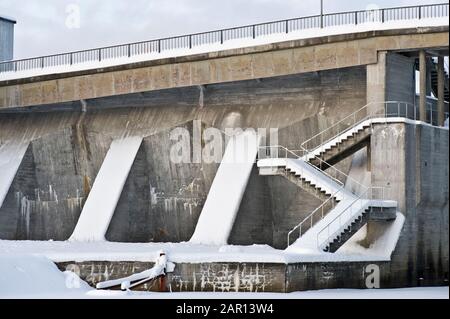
[190,130,260,246]
[69,136,143,242]
[287,198,369,252]
[286,198,397,253]
[303,120,371,161]
[257,158,353,201]
[0,141,29,208]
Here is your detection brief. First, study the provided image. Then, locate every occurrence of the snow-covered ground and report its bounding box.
[0,253,447,299]
[0,17,447,82]
[0,239,399,264]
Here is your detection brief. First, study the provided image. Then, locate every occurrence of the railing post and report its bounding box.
[320,0,324,28]
[355,11,358,25]
[98,49,101,62]
[158,39,161,53]
[70,53,73,65]
[189,35,192,49]
[381,9,385,22]
[220,30,224,44]
[418,5,421,19]
[285,20,289,33]
[41,57,44,68]
[252,25,256,39]
[127,44,131,57]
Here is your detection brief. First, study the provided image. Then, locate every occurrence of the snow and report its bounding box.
[0,14,16,23]
[0,17,447,82]
[0,255,91,298]
[69,136,143,242]
[190,130,260,245]
[0,141,29,208]
[338,213,405,258]
[305,117,448,159]
[1,254,446,299]
[96,253,171,289]
[0,239,404,264]
[258,158,352,201]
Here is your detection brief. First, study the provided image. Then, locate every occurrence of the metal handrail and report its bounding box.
[258,145,345,188]
[0,3,448,74]
[286,101,419,247]
[301,101,422,153]
[316,186,388,251]
[286,100,447,247]
[259,144,370,246]
[287,185,345,246]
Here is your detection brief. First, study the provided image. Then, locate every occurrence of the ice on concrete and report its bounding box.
[190,130,260,245]
[0,141,29,208]
[69,136,143,242]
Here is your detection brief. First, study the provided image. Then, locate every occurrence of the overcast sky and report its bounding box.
[0,0,447,59]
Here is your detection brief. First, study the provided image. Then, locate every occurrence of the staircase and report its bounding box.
[430,59,449,103]
[303,122,372,169]
[257,102,415,252]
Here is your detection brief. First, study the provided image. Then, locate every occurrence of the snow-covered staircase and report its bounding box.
[287,197,396,253]
[257,105,404,251]
[258,152,397,251]
[258,157,350,203]
[302,121,372,168]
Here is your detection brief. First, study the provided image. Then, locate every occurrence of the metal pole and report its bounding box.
[320,0,324,28]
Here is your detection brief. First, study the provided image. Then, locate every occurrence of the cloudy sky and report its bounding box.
[0,0,447,59]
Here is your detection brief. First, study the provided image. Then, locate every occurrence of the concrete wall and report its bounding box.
[370,122,449,287]
[56,260,397,292]
[386,52,416,106]
[0,127,110,240]
[0,67,366,244]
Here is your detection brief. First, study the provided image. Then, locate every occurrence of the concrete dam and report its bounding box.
[0,4,449,293]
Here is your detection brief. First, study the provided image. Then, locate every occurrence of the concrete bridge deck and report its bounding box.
[0,24,448,111]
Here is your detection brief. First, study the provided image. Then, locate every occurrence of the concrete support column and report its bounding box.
[366,51,387,116]
[437,56,445,126]
[419,50,427,122]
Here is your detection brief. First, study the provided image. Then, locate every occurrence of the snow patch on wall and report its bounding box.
[0,141,28,208]
[190,130,260,246]
[69,136,143,242]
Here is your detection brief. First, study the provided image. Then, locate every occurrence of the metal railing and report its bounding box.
[316,186,388,251]
[300,101,448,155]
[0,3,448,74]
[274,100,447,248]
[258,144,371,246]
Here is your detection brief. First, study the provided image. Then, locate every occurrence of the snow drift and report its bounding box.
[0,255,91,298]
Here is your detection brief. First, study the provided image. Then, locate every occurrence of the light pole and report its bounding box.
[320,0,324,28]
